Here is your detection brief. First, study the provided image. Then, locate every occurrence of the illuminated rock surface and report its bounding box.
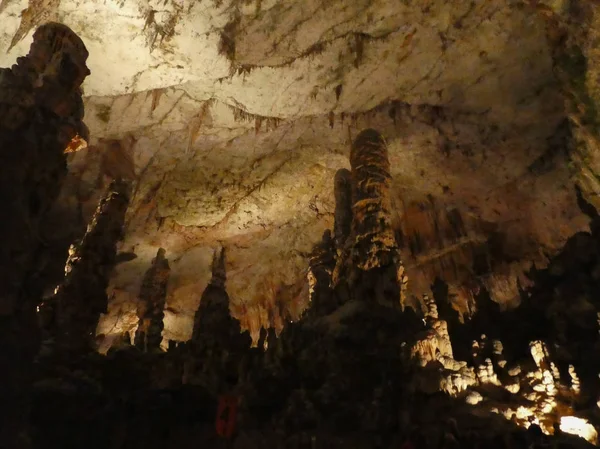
[0,0,593,342]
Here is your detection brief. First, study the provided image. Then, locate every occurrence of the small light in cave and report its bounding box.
[560,416,598,443]
[36,306,40,313]
[64,134,88,153]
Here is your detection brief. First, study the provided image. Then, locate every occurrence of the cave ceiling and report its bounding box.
[0,0,591,344]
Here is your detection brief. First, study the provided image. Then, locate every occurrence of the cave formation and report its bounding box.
[2,1,600,448]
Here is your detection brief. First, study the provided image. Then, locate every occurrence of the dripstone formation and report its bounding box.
[135,248,170,352]
[0,23,89,448]
[332,129,406,308]
[348,129,397,271]
[52,178,130,353]
[333,168,352,253]
[187,247,252,395]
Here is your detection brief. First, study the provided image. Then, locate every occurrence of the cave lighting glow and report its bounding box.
[560,416,598,443]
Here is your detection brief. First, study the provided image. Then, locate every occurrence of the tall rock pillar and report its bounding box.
[135,248,170,352]
[189,247,251,394]
[54,179,130,353]
[349,129,397,270]
[0,23,90,447]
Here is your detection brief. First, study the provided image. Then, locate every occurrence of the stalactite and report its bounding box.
[349,129,397,271]
[134,248,170,352]
[0,23,89,448]
[54,179,130,353]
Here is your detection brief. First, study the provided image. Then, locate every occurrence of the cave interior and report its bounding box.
[1,0,600,448]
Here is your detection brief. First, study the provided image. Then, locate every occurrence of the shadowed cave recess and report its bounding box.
[2,0,600,448]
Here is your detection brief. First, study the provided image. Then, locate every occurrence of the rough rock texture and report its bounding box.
[20,124,600,449]
[134,247,171,352]
[527,0,600,209]
[0,0,597,354]
[0,0,592,351]
[349,128,397,270]
[52,178,130,352]
[0,23,89,448]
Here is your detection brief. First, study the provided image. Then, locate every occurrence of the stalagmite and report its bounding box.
[191,246,229,343]
[492,340,507,369]
[331,168,353,287]
[349,129,397,270]
[530,340,546,368]
[189,247,251,394]
[0,23,89,447]
[54,179,130,352]
[569,364,581,394]
[306,230,336,316]
[411,293,476,395]
[333,168,352,253]
[134,248,170,352]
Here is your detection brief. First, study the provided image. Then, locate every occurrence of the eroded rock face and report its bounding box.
[528,0,600,210]
[0,22,89,448]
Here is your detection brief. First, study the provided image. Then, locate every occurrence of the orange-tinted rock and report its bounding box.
[349,129,397,270]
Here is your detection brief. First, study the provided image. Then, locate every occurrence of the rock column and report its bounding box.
[54,179,130,352]
[306,230,336,316]
[189,247,251,393]
[333,168,352,253]
[349,129,397,270]
[135,248,170,352]
[0,23,89,448]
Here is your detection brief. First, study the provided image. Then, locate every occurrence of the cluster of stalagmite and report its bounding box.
[0,23,90,447]
[327,130,407,309]
[52,179,130,352]
[412,294,476,395]
[134,248,170,352]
